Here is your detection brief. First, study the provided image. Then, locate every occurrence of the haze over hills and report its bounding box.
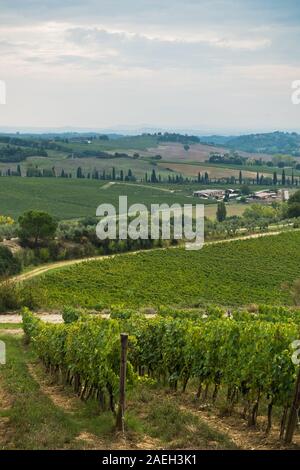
[1,126,300,138]
[200,131,300,155]
[1,128,300,156]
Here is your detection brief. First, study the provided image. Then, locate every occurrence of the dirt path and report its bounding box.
[26,362,111,449]
[101,181,116,189]
[176,399,299,450]
[0,313,63,324]
[0,328,23,335]
[27,363,79,412]
[114,182,176,193]
[179,405,272,450]
[11,253,123,283]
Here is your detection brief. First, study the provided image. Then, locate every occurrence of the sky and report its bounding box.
[0,0,300,134]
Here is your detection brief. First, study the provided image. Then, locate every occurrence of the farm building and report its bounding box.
[193,189,225,200]
[250,189,286,201]
[193,188,239,200]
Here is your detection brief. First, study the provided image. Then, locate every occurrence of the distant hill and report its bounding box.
[200,131,300,156]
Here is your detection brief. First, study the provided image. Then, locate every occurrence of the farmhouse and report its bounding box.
[193,188,239,201]
[193,189,225,200]
[226,189,240,199]
[253,190,276,200]
[249,189,287,202]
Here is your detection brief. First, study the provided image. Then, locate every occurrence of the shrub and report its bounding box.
[0,276,45,312]
[15,248,37,268]
[287,190,300,218]
[62,306,82,324]
[38,247,50,263]
[0,281,21,312]
[19,281,45,310]
[110,308,134,320]
[0,246,21,276]
[0,223,18,240]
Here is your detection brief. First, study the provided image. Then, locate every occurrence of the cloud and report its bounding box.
[1,1,299,76]
[0,21,271,79]
[67,25,271,51]
[0,0,300,131]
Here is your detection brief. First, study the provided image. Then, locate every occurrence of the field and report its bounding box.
[58,134,159,152]
[30,231,300,309]
[0,177,215,220]
[0,139,277,181]
[204,202,246,219]
[158,162,267,179]
[140,142,272,163]
[0,176,247,221]
[0,135,160,179]
[26,154,173,179]
[157,159,300,180]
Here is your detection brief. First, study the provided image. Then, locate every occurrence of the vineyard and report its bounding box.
[31,231,300,308]
[0,177,196,220]
[22,305,300,443]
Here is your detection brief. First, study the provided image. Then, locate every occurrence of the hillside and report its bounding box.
[0,132,278,179]
[200,132,300,156]
[30,230,300,308]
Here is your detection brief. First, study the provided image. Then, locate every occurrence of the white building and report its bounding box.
[193,188,239,200]
[193,189,225,200]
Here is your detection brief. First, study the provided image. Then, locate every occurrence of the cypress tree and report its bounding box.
[76,167,83,178]
[216,201,227,222]
[239,170,242,185]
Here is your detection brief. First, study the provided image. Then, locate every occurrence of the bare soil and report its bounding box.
[142,142,272,163]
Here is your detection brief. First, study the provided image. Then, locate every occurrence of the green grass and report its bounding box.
[0,333,119,449]
[60,134,159,153]
[31,230,300,308]
[23,154,172,179]
[204,202,246,220]
[0,177,204,220]
[127,386,237,449]
[0,176,256,221]
[0,334,81,449]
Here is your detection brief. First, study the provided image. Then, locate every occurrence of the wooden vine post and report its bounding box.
[116,333,128,432]
[285,367,300,444]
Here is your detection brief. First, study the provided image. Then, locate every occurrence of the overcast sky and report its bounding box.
[0,0,300,134]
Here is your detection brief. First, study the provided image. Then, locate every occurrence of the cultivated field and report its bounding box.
[0,139,276,180]
[0,177,211,219]
[158,162,267,179]
[30,231,300,308]
[140,142,273,163]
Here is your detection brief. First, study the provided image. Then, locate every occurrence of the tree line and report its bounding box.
[1,165,300,187]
